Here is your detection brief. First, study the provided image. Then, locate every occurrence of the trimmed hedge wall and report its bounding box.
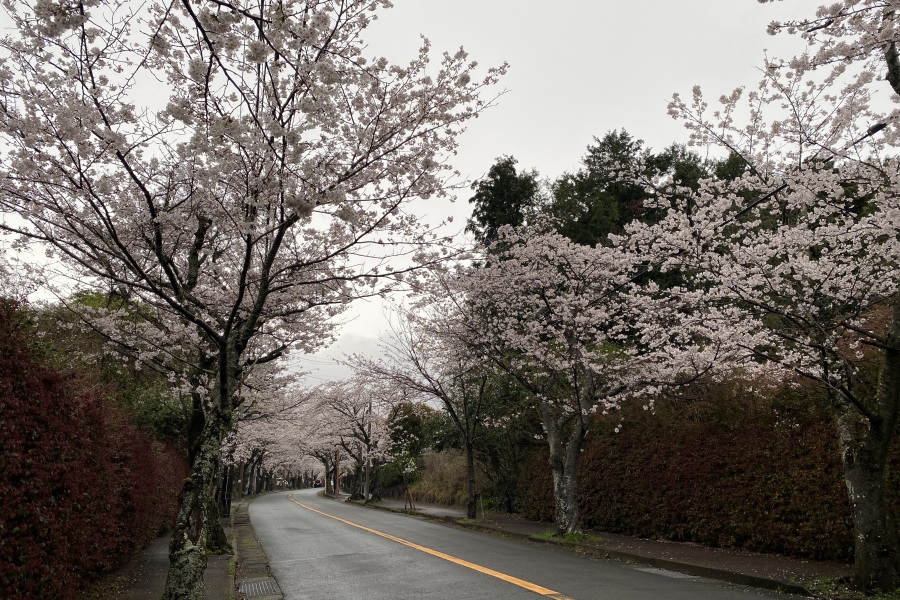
[518,398,899,562]
[0,301,187,600]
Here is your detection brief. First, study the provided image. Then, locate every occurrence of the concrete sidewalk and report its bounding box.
[80,518,235,600]
[341,494,852,597]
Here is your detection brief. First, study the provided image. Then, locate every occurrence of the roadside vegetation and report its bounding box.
[0,299,187,600]
[367,369,898,566]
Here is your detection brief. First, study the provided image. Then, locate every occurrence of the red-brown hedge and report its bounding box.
[0,300,187,600]
[518,398,898,562]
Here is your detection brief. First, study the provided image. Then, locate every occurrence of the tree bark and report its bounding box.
[834,298,900,591]
[542,404,587,537]
[883,8,900,96]
[465,440,477,519]
[205,480,231,554]
[247,460,257,495]
[163,343,239,600]
[369,458,382,501]
[835,405,899,591]
[162,417,228,600]
[323,457,334,494]
[234,460,244,500]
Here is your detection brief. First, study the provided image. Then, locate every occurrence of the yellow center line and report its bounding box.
[287,494,575,600]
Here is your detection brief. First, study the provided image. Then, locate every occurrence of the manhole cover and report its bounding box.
[239,578,279,597]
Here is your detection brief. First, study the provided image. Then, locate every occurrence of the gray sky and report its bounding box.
[299,0,822,382]
[363,0,816,178]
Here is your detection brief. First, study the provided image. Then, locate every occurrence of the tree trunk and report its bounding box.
[542,405,587,537]
[324,459,334,494]
[465,440,477,519]
[162,419,227,600]
[549,443,582,536]
[205,480,231,554]
[833,299,900,591]
[370,458,382,501]
[247,461,256,495]
[163,344,239,600]
[835,404,899,591]
[334,450,341,495]
[234,461,244,500]
[363,455,371,502]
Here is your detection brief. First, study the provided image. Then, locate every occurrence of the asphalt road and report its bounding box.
[249,489,792,600]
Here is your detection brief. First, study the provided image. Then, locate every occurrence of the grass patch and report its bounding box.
[457,518,481,524]
[533,530,603,544]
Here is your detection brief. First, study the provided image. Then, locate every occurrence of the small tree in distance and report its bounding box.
[353,307,497,519]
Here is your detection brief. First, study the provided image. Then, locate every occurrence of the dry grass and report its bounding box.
[411,450,489,507]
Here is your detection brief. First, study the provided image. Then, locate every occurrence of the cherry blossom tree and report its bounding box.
[436,229,735,536]
[760,0,900,98]
[231,375,395,498]
[312,377,394,499]
[353,307,500,518]
[626,3,900,586]
[0,1,504,597]
[228,369,314,474]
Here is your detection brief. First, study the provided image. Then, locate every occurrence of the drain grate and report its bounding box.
[239,578,279,597]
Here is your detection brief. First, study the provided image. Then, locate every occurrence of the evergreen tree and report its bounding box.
[546,130,708,247]
[466,156,541,246]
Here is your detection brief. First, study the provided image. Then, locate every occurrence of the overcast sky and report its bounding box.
[363,1,818,177]
[296,0,824,382]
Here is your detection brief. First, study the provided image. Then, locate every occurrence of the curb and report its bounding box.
[344,499,812,597]
[232,496,283,600]
[447,518,811,596]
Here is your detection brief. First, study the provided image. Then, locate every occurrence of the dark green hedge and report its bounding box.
[518,392,899,562]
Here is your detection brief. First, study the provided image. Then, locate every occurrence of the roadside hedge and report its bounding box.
[518,389,899,562]
[0,300,187,600]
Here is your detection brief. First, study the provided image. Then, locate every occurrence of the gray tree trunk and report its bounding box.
[163,345,240,600]
[205,480,231,554]
[834,298,900,591]
[465,441,477,519]
[162,418,228,600]
[837,418,900,591]
[542,403,587,536]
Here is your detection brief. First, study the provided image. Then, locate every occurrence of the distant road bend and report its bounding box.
[248,489,790,600]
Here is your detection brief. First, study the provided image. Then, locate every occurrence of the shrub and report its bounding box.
[517,381,897,562]
[0,300,187,599]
